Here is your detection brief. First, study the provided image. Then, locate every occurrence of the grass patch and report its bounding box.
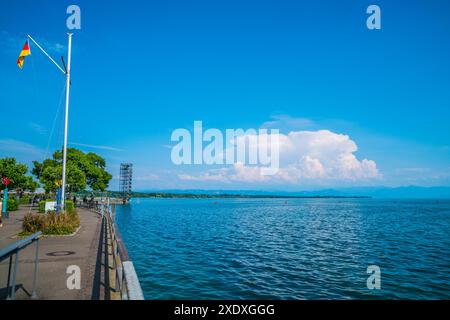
[17,231,33,237]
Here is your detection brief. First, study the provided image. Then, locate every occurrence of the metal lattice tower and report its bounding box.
[119,163,133,201]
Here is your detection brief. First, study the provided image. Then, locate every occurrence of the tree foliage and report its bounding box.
[32,148,112,193]
[0,158,38,192]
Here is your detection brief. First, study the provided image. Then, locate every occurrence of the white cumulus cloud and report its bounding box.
[178,129,380,185]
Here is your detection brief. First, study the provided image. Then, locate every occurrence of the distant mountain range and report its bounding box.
[135,186,450,199]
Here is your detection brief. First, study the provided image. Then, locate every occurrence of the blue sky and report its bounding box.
[1,0,450,191]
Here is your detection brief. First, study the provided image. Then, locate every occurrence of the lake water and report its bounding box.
[115,198,450,300]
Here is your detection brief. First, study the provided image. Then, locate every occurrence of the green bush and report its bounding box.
[19,196,31,205]
[6,197,19,211]
[65,200,76,213]
[22,210,80,235]
[38,199,76,213]
[38,200,54,213]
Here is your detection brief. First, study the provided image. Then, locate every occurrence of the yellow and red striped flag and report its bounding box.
[17,41,31,69]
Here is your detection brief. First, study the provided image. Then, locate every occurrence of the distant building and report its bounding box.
[119,163,133,203]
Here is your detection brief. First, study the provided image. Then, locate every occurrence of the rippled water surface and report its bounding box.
[115,198,450,299]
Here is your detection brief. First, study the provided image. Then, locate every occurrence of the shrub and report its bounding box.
[6,197,19,211]
[38,199,76,213]
[43,211,80,235]
[22,213,46,233]
[22,210,80,235]
[65,200,76,213]
[38,199,54,213]
[19,196,31,205]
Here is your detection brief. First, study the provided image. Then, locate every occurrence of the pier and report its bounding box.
[0,203,143,300]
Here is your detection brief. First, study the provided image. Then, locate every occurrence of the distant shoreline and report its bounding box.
[105,191,372,199]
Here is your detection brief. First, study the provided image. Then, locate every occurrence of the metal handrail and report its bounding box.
[81,200,143,300]
[0,232,42,300]
[104,204,144,300]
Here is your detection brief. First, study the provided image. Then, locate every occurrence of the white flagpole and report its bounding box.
[61,33,73,211]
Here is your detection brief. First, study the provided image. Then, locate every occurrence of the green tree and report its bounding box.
[32,148,112,193]
[0,158,39,194]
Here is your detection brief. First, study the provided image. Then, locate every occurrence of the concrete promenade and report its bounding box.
[0,205,107,300]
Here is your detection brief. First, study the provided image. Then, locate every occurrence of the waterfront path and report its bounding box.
[0,205,106,300]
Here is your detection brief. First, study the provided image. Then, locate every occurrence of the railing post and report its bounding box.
[6,255,12,297]
[121,272,128,300]
[115,263,120,295]
[31,239,40,299]
[8,252,20,300]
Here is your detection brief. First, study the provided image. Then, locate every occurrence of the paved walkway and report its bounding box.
[0,205,105,300]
